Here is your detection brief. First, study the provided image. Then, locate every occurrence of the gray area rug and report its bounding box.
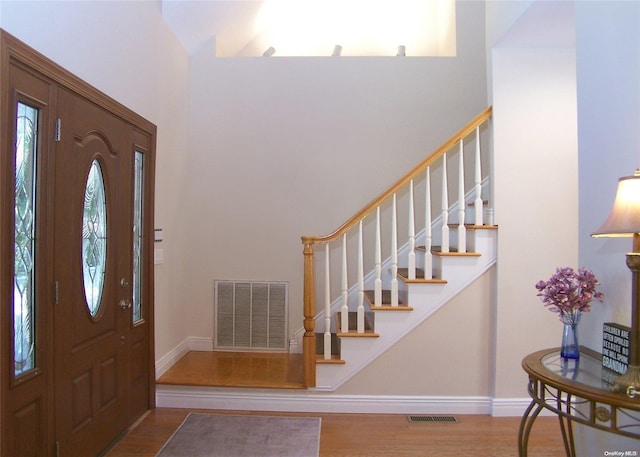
[156,413,321,457]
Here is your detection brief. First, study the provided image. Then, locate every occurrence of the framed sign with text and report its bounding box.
[602,322,631,375]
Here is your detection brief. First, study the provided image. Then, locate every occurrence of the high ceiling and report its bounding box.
[161,1,265,56]
[161,0,456,57]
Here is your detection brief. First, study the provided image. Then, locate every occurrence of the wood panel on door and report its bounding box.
[53,88,133,456]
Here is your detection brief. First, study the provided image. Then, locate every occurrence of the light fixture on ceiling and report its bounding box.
[397,45,406,56]
[263,47,276,57]
[332,45,342,56]
[592,169,640,396]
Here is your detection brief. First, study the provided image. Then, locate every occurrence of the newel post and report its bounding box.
[302,239,316,387]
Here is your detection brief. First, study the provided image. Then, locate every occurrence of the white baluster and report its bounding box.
[391,194,399,306]
[441,153,449,253]
[324,244,331,360]
[457,140,467,253]
[424,167,433,280]
[357,221,365,333]
[474,126,483,226]
[341,233,349,334]
[407,179,416,279]
[374,206,382,306]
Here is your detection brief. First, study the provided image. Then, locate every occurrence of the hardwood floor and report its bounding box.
[156,351,305,389]
[108,352,566,456]
[106,408,566,457]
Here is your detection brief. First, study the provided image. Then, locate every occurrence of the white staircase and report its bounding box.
[299,107,494,389]
[312,226,497,391]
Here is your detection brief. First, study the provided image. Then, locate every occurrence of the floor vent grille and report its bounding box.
[407,415,458,423]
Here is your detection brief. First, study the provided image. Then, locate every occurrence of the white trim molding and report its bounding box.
[155,337,214,379]
[490,397,554,417]
[155,338,534,417]
[157,384,493,415]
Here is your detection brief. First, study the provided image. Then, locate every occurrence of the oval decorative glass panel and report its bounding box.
[82,160,107,317]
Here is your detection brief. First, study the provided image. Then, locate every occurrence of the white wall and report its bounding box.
[337,268,494,396]
[490,0,578,400]
[577,0,640,352]
[0,0,193,359]
[576,1,640,453]
[484,0,532,102]
[184,1,488,364]
[11,0,634,413]
[1,0,493,397]
[0,0,491,397]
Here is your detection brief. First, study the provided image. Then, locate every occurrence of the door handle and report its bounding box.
[119,299,132,310]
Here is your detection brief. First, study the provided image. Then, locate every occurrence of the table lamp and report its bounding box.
[592,169,640,397]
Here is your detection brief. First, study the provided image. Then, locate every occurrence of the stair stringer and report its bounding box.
[312,229,496,392]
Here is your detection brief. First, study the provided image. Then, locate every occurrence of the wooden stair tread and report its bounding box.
[369,305,414,311]
[447,223,498,230]
[337,330,380,338]
[397,268,447,284]
[433,250,481,257]
[466,224,498,230]
[423,246,481,257]
[316,354,345,364]
[400,277,448,284]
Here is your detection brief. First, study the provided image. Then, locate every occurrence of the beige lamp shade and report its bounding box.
[592,170,640,238]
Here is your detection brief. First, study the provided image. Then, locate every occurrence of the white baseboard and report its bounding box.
[188,336,215,352]
[155,339,190,379]
[156,385,494,415]
[489,397,530,417]
[490,397,554,417]
[155,337,214,378]
[154,339,529,417]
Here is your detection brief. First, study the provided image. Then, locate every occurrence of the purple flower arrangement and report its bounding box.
[535,267,604,321]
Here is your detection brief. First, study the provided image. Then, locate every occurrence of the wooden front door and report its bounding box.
[53,88,132,456]
[1,31,156,456]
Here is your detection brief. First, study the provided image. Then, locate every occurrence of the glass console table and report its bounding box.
[519,347,640,457]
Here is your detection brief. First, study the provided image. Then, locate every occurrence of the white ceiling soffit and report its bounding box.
[495,0,575,49]
[161,0,456,57]
[161,1,264,56]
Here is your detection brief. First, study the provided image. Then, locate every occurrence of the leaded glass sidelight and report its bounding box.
[14,102,38,377]
[82,160,107,317]
[132,151,144,323]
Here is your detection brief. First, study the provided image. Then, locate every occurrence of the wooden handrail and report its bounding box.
[301,106,492,246]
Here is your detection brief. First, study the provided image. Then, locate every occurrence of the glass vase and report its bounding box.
[560,311,581,359]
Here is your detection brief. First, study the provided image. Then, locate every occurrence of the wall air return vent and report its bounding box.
[214,280,288,352]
